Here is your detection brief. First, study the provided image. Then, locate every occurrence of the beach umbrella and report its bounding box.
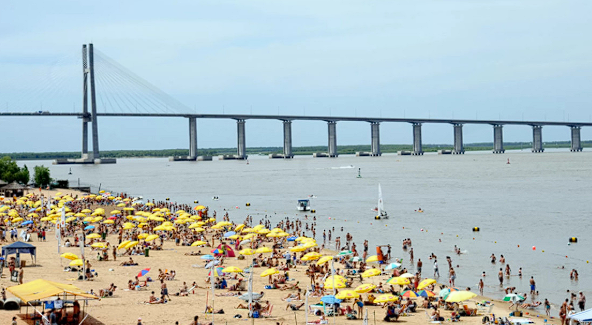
[69,259,84,267]
[320,295,342,304]
[84,225,95,230]
[385,263,401,270]
[366,255,379,263]
[287,236,297,241]
[21,220,33,226]
[387,277,410,286]
[205,260,220,269]
[234,224,245,232]
[401,290,419,298]
[208,267,224,277]
[239,249,254,256]
[86,233,101,239]
[111,210,121,215]
[228,234,240,240]
[60,252,78,260]
[289,246,307,252]
[224,231,236,238]
[191,227,205,233]
[103,220,114,224]
[137,233,149,239]
[399,273,415,278]
[65,217,76,223]
[374,294,399,303]
[145,234,159,242]
[503,294,525,303]
[418,290,436,298]
[260,268,279,277]
[125,241,139,249]
[337,250,353,256]
[222,266,243,273]
[191,240,207,246]
[255,247,272,254]
[118,241,131,250]
[81,209,92,213]
[323,281,346,289]
[325,275,347,283]
[201,254,215,260]
[354,283,376,294]
[336,290,359,300]
[316,256,333,266]
[137,268,151,277]
[362,268,381,278]
[302,252,322,260]
[439,288,451,299]
[91,243,107,248]
[446,291,477,303]
[418,279,437,290]
[193,205,206,211]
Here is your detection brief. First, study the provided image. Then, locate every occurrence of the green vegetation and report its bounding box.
[34,165,52,187]
[0,140,590,160]
[0,156,30,184]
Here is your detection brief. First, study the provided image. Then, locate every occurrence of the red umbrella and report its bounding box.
[137,268,151,277]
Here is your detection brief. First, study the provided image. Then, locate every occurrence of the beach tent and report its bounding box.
[569,308,592,324]
[8,279,99,323]
[2,241,36,265]
[213,243,235,257]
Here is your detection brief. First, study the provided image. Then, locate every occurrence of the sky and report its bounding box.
[1,0,591,153]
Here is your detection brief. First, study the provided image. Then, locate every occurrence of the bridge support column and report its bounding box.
[189,117,197,159]
[452,124,464,154]
[412,123,423,155]
[89,43,100,160]
[493,125,505,154]
[371,122,381,156]
[237,119,247,159]
[327,121,338,157]
[81,44,89,158]
[532,125,544,153]
[283,120,293,158]
[570,126,583,152]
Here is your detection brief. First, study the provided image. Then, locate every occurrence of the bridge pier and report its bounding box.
[81,44,89,158]
[492,124,505,154]
[189,117,197,159]
[532,125,544,153]
[269,120,294,159]
[412,123,423,155]
[356,122,381,157]
[314,121,338,158]
[570,126,583,152]
[453,124,464,154]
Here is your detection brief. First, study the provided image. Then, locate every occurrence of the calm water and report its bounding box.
[21,149,592,311]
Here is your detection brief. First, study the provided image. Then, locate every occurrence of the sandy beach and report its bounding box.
[0,189,560,325]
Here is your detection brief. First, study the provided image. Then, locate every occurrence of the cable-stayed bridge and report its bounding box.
[2,44,590,164]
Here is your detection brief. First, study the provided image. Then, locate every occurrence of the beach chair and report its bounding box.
[425,311,442,324]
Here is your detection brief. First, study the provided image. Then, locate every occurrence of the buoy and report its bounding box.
[166,198,170,201]
[473,238,475,240]
[472,227,480,232]
[532,246,536,251]
[245,203,250,207]
[194,200,198,203]
[569,237,577,243]
[375,216,380,220]
[311,209,316,213]
[517,245,520,247]
[456,235,458,237]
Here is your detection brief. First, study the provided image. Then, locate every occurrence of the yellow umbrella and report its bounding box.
[336,290,359,300]
[222,266,243,273]
[65,217,76,223]
[354,283,377,294]
[255,247,272,254]
[137,233,149,239]
[323,281,346,289]
[69,259,84,267]
[239,248,254,256]
[145,234,160,242]
[242,228,255,233]
[12,217,24,223]
[191,240,207,246]
[145,202,154,206]
[289,246,307,252]
[81,209,92,213]
[366,255,379,263]
[194,205,205,210]
[116,203,126,207]
[91,243,107,248]
[257,229,271,234]
[316,256,333,266]
[235,224,245,232]
[325,275,347,283]
[374,294,399,303]
[86,234,101,239]
[118,240,131,250]
[242,233,256,240]
[387,277,410,286]
[417,278,437,290]
[445,291,477,303]
[260,268,279,277]
[60,252,78,260]
[103,220,114,224]
[228,234,240,240]
[361,268,382,278]
[125,241,139,249]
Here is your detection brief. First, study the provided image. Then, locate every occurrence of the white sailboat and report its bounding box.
[375,184,388,219]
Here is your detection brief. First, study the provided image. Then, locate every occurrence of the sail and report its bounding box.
[378,184,384,216]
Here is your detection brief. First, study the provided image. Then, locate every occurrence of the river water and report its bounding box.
[21,149,592,311]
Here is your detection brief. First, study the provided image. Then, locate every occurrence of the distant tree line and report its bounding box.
[0,156,52,186]
[1,141,589,161]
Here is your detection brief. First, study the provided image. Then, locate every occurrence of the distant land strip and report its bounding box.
[2,141,590,160]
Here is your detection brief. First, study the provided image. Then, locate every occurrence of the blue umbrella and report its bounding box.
[84,225,95,230]
[28,208,36,212]
[321,295,342,304]
[287,236,297,241]
[201,254,214,260]
[21,221,33,226]
[224,231,236,238]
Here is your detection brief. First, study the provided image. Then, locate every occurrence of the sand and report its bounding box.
[0,189,559,325]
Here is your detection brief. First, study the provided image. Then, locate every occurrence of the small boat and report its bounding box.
[212,196,219,201]
[308,195,317,199]
[297,199,311,211]
[375,184,388,219]
[68,168,72,175]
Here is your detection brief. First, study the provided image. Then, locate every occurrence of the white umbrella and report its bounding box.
[400,272,415,278]
[385,263,401,270]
